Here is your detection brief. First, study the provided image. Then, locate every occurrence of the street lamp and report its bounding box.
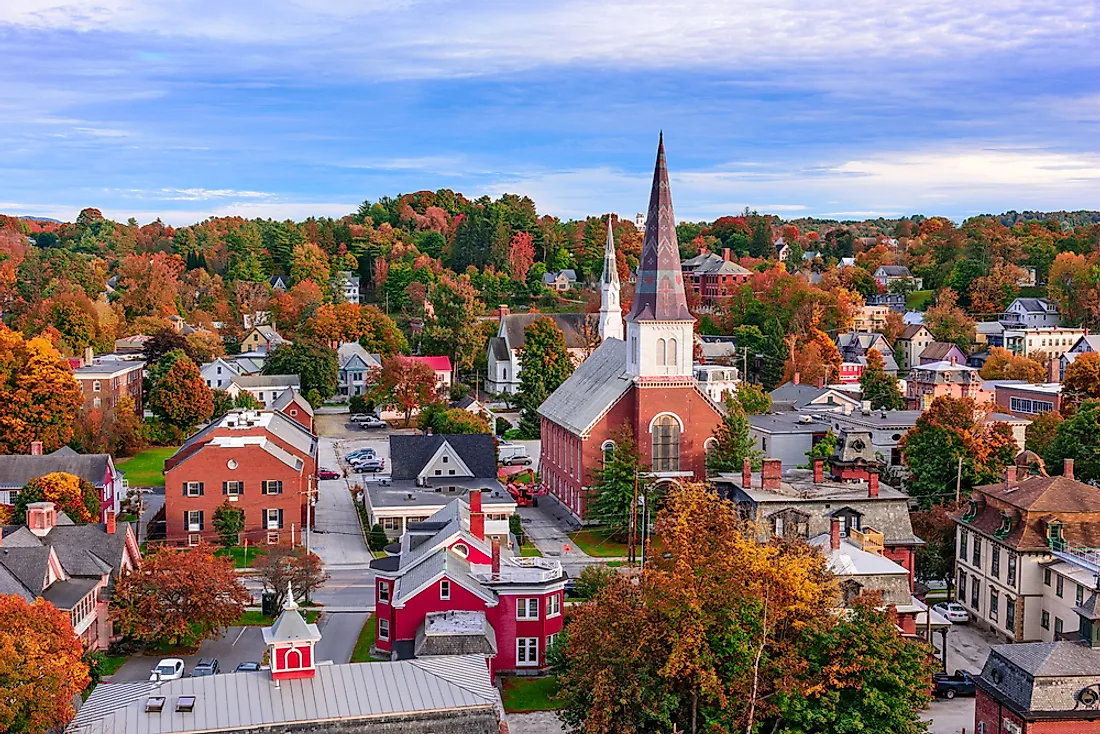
[637,495,649,569]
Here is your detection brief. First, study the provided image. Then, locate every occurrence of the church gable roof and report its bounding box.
[538,339,632,436]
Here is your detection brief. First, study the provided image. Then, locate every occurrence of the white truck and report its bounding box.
[498,442,532,466]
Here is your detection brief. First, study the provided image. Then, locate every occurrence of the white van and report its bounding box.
[498,442,532,466]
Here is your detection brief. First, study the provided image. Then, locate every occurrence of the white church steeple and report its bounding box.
[598,216,623,342]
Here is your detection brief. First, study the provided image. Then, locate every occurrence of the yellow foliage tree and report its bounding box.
[0,327,85,453]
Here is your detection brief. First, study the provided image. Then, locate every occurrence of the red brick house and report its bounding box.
[164,410,318,545]
[370,491,566,678]
[0,502,141,651]
[538,135,725,522]
[71,351,144,415]
[681,248,752,307]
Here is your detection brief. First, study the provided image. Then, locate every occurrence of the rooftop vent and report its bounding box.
[145,697,166,713]
[176,696,196,713]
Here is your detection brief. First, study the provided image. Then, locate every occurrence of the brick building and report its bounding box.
[71,351,144,415]
[271,386,314,431]
[537,135,724,521]
[370,491,566,678]
[164,410,317,545]
[680,248,752,307]
[990,381,1063,419]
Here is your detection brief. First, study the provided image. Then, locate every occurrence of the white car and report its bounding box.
[933,602,970,623]
[149,658,185,681]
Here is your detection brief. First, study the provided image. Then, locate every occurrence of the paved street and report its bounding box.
[923,697,976,733]
[518,496,601,577]
[314,612,369,664]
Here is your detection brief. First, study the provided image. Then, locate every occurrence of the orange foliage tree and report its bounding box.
[148,356,214,430]
[0,327,85,454]
[110,547,251,648]
[375,355,436,426]
[13,471,101,524]
[1063,351,1100,411]
[0,596,90,733]
[782,322,842,386]
[979,347,1047,383]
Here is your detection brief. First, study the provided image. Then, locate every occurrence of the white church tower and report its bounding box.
[598,217,623,342]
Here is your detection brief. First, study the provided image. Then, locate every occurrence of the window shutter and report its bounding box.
[183,484,188,496]
[199,511,205,531]
[184,511,189,528]
[198,482,204,496]
[278,509,284,529]
[277,481,282,495]
[222,482,228,495]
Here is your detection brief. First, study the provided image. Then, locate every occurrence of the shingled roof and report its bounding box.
[0,452,113,489]
[388,434,498,481]
[498,313,590,351]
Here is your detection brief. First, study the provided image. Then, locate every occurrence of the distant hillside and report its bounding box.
[987,210,1100,228]
[18,215,61,224]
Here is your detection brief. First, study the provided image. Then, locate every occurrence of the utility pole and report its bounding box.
[955,455,963,503]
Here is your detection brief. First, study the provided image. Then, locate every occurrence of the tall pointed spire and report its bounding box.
[627,133,692,323]
[598,215,623,341]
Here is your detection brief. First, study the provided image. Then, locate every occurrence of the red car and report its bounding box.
[317,468,341,480]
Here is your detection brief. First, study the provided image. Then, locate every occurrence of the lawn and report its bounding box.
[502,676,564,713]
[214,546,266,568]
[568,527,629,558]
[116,446,179,487]
[905,289,934,311]
[350,613,388,662]
[237,609,320,626]
[519,542,542,557]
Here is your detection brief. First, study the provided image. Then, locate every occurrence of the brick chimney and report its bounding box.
[813,457,824,484]
[498,304,510,320]
[792,372,800,385]
[469,489,485,541]
[491,537,500,577]
[830,516,841,550]
[742,458,752,489]
[1005,465,1017,487]
[30,441,42,456]
[722,247,731,262]
[762,458,782,490]
[1065,458,1075,480]
[868,471,880,498]
[815,375,825,388]
[106,510,116,535]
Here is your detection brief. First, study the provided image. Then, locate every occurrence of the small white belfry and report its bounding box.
[598,216,624,342]
[263,582,322,681]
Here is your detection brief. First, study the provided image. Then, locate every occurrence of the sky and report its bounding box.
[1,0,1098,226]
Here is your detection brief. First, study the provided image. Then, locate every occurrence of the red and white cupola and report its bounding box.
[263,583,322,681]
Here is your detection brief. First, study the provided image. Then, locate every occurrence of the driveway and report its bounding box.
[922,697,976,734]
[518,497,602,577]
[314,612,368,664]
[309,436,374,568]
[109,626,267,682]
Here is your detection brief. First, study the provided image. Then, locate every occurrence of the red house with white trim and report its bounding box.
[369,490,566,678]
[409,355,453,393]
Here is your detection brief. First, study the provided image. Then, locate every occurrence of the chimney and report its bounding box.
[868,471,880,498]
[762,458,782,490]
[491,537,501,577]
[1065,458,1075,480]
[792,372,800,385]
[469,490,485,541]
[106,510,116,535]
[722,247,731,262]
[950,355,957,366]
[813,457,824,484]
[815,375,825,388]
[498,304,510,320]
[1005,465,1017,487]
[30,441,42,456]
[830,516,841,550]
[83,346,94,365]
[742,458,752,489]
[27,501,57,537]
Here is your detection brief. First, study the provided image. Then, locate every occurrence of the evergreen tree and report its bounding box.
[707,397,762,476]
[859,349,905,410]
[587,425,646,538]
[212,503,245,548]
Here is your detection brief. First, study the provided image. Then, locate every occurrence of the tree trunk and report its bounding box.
[746,587,770,734]
[692,689,698,734]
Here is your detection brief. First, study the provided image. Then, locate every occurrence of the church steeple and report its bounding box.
[625,134,694,379]
[598,216,623,341]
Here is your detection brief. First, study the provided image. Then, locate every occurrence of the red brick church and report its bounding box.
[538,135,725,521]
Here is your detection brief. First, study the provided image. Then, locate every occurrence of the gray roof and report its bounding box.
[172,410,317,468]
[42,576,100,610]
[0,546,50,593]
[68,656,501,734]
[262,603,321,644]
[415,612,498,658]
[45,523,129,578]
[875,265,912,277]
[489,336,509,362]
[271,387,315,417]
[231,374,300,389]
[749,413,824,435]
[337,341,380,370]
[499,313,589,351]
[389,434,497,480]
[0,453,112,489]
[538,338,632,436]
[394,547,493,606]
[1012,297,1058,314]
[0,563,35,601]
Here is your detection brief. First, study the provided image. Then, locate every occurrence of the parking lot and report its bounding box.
[109,626,267,682]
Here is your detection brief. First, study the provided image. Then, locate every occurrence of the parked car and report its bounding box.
[191,658,220,677]
[498,442,532,466]
[933,602,971,623]
[149,658,185,681]
[346,448,377,460]
[355,457,386,473]
[350,413,382,425]
[357,417,387,429]
[348,454,381,468]
[933,670,976,699]
[234,661,262,672]
[317,467,341,480]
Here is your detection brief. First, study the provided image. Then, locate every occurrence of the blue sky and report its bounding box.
[1,0,1098,225]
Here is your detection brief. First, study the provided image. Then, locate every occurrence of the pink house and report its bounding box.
[409,355,454,393]
[0,443,125,522]
[906,359,991,409]
[370,490,566,678]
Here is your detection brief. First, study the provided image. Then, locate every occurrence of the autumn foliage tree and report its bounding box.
[1062,351,1100,410]
[924,288,975,351]
[253,546,329,606]
[376,355,436,426]
[782,322,842,387]
[0,328,85,454]
[899,396,1017,507]
[979,346,1047,383]
[860,348,904,410]
[148,355,214,431]
[508,231,536,283]
[556,483,935,733]
[110,547,251,648]
[0,596,90,733]
[13,472,100,524]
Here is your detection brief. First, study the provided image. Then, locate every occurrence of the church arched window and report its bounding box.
[601,439,616,465]
[651,414,681,472]
[656,338,666,366]
[668,338,678,365]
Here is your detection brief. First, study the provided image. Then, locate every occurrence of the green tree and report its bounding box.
[516,317,575,439]
[860,348,904,410]
[1047,399,1100,482]
[586,425,646,538]
[369,523,389,551]
[736,382,772,414]
[804,430,838,467]
[262,340,339,400]
[911,503,962,591]
[1025,409,1063,461]
[420,273,483,374]
[212,502,244,548]
[707,397,762,475]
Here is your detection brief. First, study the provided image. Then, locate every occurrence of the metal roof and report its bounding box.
[68,656,501,734]
[537,338,632,436]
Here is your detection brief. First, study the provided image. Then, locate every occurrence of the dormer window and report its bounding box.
[994,512,1015,540]
[1047,520,1065,551]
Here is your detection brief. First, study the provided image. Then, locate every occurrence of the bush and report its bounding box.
[349,395,374,415]
[495,417,512,435]
[574,564,618,599]
[509,513,525,545]
[368,523,389,551]
[503,428,521,440]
